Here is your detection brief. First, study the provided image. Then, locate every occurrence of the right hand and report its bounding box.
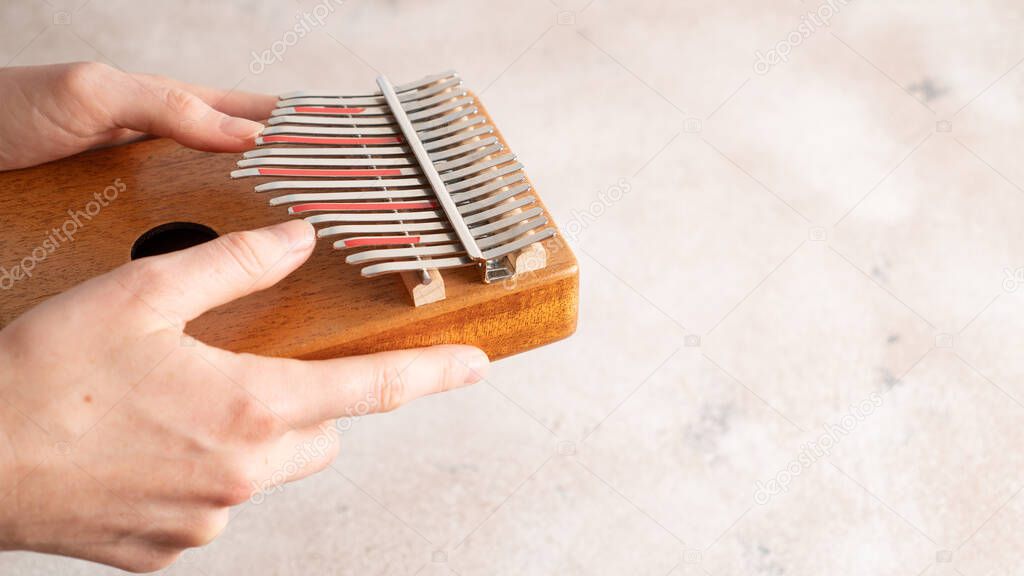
[0,219,489,572]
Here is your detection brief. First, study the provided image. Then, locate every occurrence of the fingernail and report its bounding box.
[220,115,263,139]
[457,347,490,384]
[267,220,315,252]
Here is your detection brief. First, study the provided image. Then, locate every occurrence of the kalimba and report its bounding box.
[0,72,578,360]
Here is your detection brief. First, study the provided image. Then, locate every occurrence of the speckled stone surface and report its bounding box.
[2,0,1024,574]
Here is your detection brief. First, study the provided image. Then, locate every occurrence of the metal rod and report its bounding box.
[376,75,484,261]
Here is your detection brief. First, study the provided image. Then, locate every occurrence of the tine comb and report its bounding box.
[231,71,557,300]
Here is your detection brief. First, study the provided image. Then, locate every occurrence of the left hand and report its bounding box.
[0,62,276,171]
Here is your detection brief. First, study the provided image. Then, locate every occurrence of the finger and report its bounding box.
[98,69,266,152]
[115,219,315,328]
[130,73,277,121]
[241,345,490,426]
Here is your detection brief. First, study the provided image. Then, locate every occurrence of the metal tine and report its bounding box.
[447,162,524,193]
[243,131,495,162]
[422,126,494,152]
[428,136,499,160]
[476,217,549,249]
[457,184,530,215]
[271,104,391,117]
[268,95,473,127]
[406,97,474,122]
[260,107,475,137]
[238,156,415,168]
[440,153,516,181]
[254,178,424,192]
[432,144,504,172]
[317,221,451,237]
[469,206,544,236]
[249,163,520,192]
[244,146,409,158]
[463,196,536,225]
[269,189,432,205]
[332,207,543,250]
[241,153,516,184]
[406,106,477,131]
[360,256,473,277]
[272,84,467,117]
[267,114,395,127]
[254,134,405,146]
[246,158,520,190]
[297,194,535,223]
[347,243,462,264]
[400,89,469,113]
[450,174,526,203]
[230,166,420,178]
[244,141,502,171]
[295,210,443,222]
[232,153,511,180]
[263,172,518,204]
[262,124,399,136]
[336,230,458,249]
[481,228,557,260]
[418,116,486,142]
[279,72,458,102]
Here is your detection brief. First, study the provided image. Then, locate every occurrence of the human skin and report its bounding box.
[0,62,489,572]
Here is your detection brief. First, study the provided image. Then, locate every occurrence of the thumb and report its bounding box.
[118,219,315,328]
[102,70,266,152]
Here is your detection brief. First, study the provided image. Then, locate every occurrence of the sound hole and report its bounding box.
[130,222,219,260]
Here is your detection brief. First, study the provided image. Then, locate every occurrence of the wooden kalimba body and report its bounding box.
[0,72,578,360]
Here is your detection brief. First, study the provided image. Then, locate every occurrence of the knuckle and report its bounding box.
[371,364,406,413]
[55,61,114,97]
[159,86,208,121]
[216,231,271,282]
[221,480,255,507]
[213,462,256,506]
[225,393,283,443]
[124,257,175,290]
[115,259,185,326]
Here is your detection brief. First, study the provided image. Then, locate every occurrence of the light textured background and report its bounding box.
[3,0,1024,574]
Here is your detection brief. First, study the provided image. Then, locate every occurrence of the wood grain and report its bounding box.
[0,101,579,360]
